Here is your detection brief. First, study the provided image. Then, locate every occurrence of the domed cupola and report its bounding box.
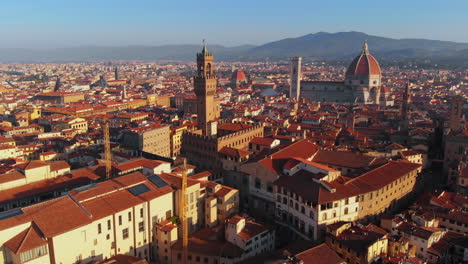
[345,41,381,77]
[345,41,382,104]
[231,69,248,89]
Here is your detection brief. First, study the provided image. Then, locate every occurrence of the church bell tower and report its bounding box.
[194,40,217,136]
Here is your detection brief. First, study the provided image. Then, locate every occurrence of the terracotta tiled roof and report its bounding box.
[214,186,236,197]
[250,137,276,146]
[15,160,49,171]
[217,123,253,132]
[172,226,243,258]
[292,243,344,264]
[159,173,200,189]
[237,220,270,241]
[312,150,387,169]
[219,147,252,158]
[275,160,421,205]
[255,139,321,175]
[401,149,420,157]
[385,142,405,150]
[333,224,387,254]
[231,70,247,81]
[292,157,339,172]
[49,160,70,171]
[0,170,25,184]
[0,168,99,204]
[345,51,381,76]
[4,224,47,254]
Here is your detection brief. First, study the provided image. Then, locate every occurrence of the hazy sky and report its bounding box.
[1,0,467,48]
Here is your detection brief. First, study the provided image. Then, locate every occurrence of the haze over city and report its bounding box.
[0,2,466,264]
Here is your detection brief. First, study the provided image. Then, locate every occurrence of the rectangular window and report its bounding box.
[267,182,273,193]
[98,223,102,234]
[139,221,145,232]
[107,219,111,230]
[19,245,48,263]
[128,212,132,222]
[255,178,261,189]
[119,215,122,226]
[140,208,144,218]
[122,228,129,239]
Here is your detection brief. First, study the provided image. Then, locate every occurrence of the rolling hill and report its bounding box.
[1,32,467,64]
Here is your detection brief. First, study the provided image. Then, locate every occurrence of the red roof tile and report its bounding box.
[4,224,47,254]
[292,243,344,264]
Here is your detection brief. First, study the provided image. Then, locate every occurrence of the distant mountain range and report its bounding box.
[1,31,468,65]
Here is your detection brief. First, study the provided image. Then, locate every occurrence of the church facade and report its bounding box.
[290,42,394,106]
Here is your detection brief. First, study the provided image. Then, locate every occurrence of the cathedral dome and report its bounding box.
[345,42,381,76]
[232,70,247,81]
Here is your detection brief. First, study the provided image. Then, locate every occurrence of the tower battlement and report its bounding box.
[218,124,264,142]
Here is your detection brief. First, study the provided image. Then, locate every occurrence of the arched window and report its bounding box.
[206,63,212,77]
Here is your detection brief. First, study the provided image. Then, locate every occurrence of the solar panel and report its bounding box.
[128,184,150,196]
[74,183,98,193]
[0,208,24,221]
[148,174,168,188]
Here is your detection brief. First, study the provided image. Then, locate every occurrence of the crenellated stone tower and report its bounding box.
[194,41,217,136]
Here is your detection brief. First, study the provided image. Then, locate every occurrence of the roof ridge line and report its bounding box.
[16,226,33,253]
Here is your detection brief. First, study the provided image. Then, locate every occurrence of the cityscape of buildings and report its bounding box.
[0,33,466,264]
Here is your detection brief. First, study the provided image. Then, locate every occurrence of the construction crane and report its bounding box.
[102,119,112,179]
[179,158,189,264]
[72,114,112,179]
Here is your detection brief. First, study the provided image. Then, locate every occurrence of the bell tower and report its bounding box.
[194,40,217,136]
[400,82,411,131]
[290,56,302,101]
[449,95,464,132]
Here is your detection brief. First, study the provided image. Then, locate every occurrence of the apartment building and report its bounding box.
[0,160,71,192]
[156,215,274,264]
[274,160,421,240]
[0,171,174,264]
[225,215,275,259]
[152,173,240,264]
[326,222,389,264]
[393,221,445,259]
[0,124,44,136]
[122,124,171,158]
[51,117,88,134]
[240,139,321,222]
[0,145,21,160]
[158,173,239,234]
[0,166,99,212]
[170,125,189,158]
